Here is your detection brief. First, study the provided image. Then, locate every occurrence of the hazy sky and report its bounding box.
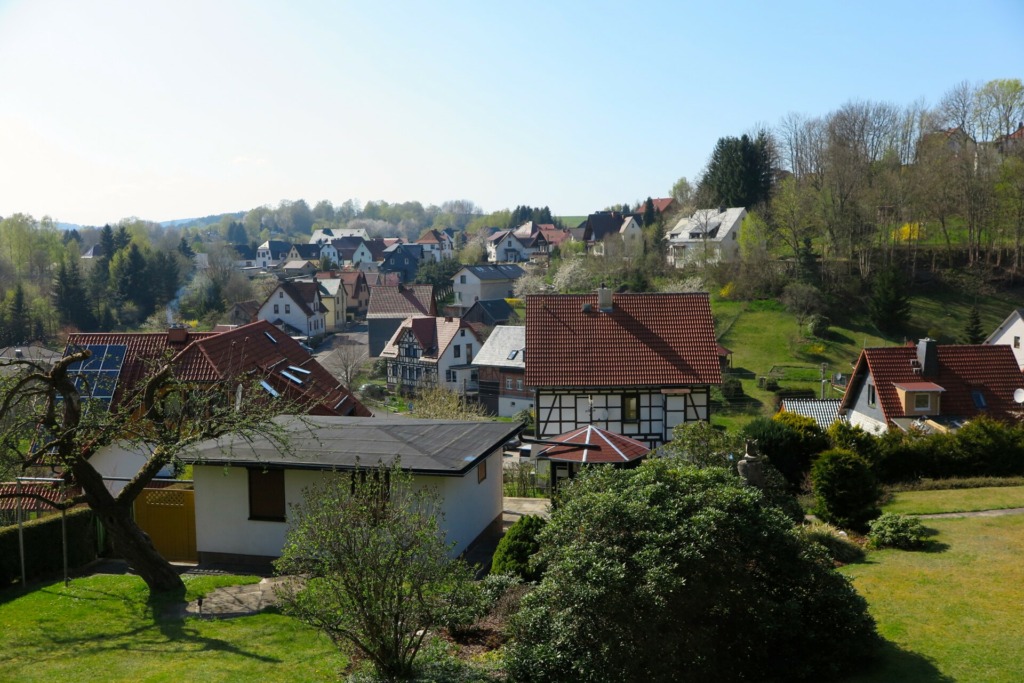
[1,0,1022,226]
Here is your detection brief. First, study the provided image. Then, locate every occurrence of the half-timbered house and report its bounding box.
[524,288,721,449]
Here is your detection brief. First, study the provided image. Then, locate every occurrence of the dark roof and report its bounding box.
[231,300,260,318]
[367,284,436,318]
[466,299,517,325]
[291,243,321,260]
[184,415,521,476]
[582,211,640,241]
[263,240,290,255]
[363,238,389,261]
[840,343,1024,425]
[232,244,256,260]
[457,264,526,281]
[525,292,721,388]
[536,425,649,464]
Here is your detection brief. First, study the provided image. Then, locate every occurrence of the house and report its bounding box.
[649,197,676,215]
[64,321,371,498]
[338,270,370,320]
[995,122,1024,155]
[327,236,375,267]
[231,244,257,269]
[460,299,518,328]
[280,259,318,277]
[985,309,1024,369]
[416,229,455,262]
[295,276,347,333]
[366,284,437,356]
[380,316,482,394]
[286,243,322,263]
[225,299,260,327]
[778,398,846,431]
[666,207,746,267]
[535,425,649,491]
[486,230,531,263]
[452,264,525,306]
[256,240,291,269]
[257,280,327,338]
[473,325,532,417]
[525,287,722,449]
[380,243,424,282]
[539,225,574,253]
[580,211,640,243]
[310,227,368,245]
[839,338,1024,434]
[183,415,520,563]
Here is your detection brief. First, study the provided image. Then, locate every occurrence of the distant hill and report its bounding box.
[159,211,245,230]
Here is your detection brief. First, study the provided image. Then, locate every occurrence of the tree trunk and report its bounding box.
[97,503,185,594]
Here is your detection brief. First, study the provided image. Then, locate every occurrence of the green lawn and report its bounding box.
[840,514,1024,683]
[0,574,344,682]
[883,486,1024,515]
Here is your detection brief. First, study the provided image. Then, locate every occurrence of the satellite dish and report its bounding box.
[1014,388,1024,404]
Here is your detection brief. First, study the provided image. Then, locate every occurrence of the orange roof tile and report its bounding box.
[525,292,721,388]
[536,425,649,463]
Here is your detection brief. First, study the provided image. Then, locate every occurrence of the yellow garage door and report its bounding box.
[134,488,197,563]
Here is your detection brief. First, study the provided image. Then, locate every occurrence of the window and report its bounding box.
[914,393,931,411]
[477,460,487,483]
[867,384,876,407]
[248,468,285,522]
[446,369,455,382]
[506,378,513,390]
[507,350,518,360]
[517,379,524,391]
[1015,336,1021,349]
[279,292,283,298]
[466,344,473,363]
[273,304,279,314]
[623,394,640,421]
[454,345,461,358]
[972,390,987,409]
[285,304,290,314]
[459,275,466,284]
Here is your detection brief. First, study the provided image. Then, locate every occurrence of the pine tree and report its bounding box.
[963,305,985,344]
[643,197,656,226]
[868,267,910,335]
[7,284,29,344]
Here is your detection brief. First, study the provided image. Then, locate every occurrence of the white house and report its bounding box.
[310,227,368,245]
[452,264,525,306]
[486,231,531,263]
[985,309,1024,369]
[256,240,291,269]
[666,207,746,267]
[257,280,327,338]
[184,416,521,563]
[416,229,455,262]
[295,276,347,333]
[380,316,482,394]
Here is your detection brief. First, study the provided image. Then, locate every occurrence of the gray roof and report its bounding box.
[473,325,526,370]
[184,415,521,476]
[778,399,846,430]
[457,264,526,281]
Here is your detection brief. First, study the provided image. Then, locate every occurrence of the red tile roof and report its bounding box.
[841,343,1024,425]
[66,321,369,417]
[536,425,649,464]
[524,292,721,388]
[380,316,477,361]
[367,284,436,318]
[651,197,675,213]
[0,482,83,512]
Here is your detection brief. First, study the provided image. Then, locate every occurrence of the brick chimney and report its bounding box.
[167,325,189,344]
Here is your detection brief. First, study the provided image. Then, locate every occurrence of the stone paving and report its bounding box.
[180,575,298,619]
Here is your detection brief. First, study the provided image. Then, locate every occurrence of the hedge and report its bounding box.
[0,507,98,586]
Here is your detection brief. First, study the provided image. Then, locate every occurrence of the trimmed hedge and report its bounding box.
[876,417,1024,482]
[0,507,98,586]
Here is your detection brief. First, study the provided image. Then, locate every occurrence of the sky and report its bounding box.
[0,0,1022,227]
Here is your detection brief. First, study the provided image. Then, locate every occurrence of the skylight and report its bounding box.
[260,380,280,397]
[287,365,311,375]
[264,332,277,344]
[507,350,518,360]
[281,371,304,385]
[972,390,987,409]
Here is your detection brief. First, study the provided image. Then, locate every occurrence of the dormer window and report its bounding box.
[913,393,931,411]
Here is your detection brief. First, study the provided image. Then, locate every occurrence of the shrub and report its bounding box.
[744,416,825,491]
[867,513,927,550]
[806,313,830,338]
[0,507,97,586]
[828,421,880,464]
[491,515,547,582]
[812,449,881,531]
[801,521,865,564]
[720,376,743,399]
[505,462,878,682]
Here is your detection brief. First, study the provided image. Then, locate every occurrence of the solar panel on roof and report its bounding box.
[62,344,127,413]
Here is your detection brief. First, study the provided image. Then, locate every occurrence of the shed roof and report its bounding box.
[474,325,526,369]
[535,425,649,464]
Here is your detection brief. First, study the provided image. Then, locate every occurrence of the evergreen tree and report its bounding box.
[6,284,29,344]
[643,197,656,226]
[113,224,131,251]
[698,133,773,208]
[963,305,985,344]
[177,236,194,259]
[98,224,115,260]
[868,266,911,335]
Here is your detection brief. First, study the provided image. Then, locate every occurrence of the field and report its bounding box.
[0,573,344,682]
[841,513,1024,683]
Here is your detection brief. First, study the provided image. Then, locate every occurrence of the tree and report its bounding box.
[781,280,826,329]
[670,176,693,209]
[0,351,292,595]
[868,266,911,335]
[657,419,743,468]
[411,386,491,420]
[963,305,985,344]
[330,339,368,389]
[506,461,878,682]
[697,132,774,209]
[811,449,881,531]
[5,284,29,344]
[274,464,477,680]
[492,514,547,581]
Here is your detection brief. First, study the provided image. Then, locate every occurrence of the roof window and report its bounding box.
[260,380,280,397]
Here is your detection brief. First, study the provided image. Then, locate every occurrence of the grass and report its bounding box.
[882,485,1024,515]
[840,514,1024,683]
[0,573,345,682]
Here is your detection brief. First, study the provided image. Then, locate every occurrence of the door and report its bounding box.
[134,487,197,563]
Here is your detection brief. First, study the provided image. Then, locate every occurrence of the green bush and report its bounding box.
[806,313,830,338]
[812,449,881,531]
[828,421,880,464]
[0,507,97,586]
[491,515,546,582]
[743,416,826,491]
[720,376,743,399]
[867,513,927,550]
[505,462,878,682]
[801,521,865,564]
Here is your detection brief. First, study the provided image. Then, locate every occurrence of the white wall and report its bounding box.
[848,411,888,434]
[499,395,534,418]
[989,317,1024,369]
[90,442,174,497]
[192,449,503,559]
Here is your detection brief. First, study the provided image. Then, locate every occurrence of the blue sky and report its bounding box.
[0,0,1021,226]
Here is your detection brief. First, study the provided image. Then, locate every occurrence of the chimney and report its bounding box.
[597,283,613,312]
[916,338,938,377]
[167,325,189,344]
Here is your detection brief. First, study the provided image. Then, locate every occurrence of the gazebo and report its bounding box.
[535,425,650,491]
